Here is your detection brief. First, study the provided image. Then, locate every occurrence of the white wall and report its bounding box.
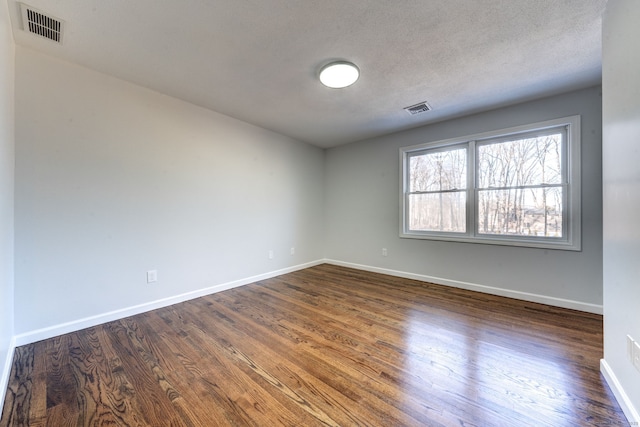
[14,47,324,336]
[325,87,603,312]
[602,0,640,420]
[0,0,15,402]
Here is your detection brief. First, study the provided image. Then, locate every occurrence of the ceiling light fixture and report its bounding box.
[319,61,360,88]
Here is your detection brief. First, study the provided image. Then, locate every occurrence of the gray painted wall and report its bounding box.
[0,0,15,398]
[325,87,603,310]
[14,47,325,335]
[603,0,640,418]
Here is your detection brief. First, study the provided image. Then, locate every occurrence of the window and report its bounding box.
[400,116,581,250]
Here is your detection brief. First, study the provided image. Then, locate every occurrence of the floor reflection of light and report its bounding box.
[397,309,576,425]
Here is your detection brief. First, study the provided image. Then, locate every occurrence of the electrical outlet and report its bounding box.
[268,250,274,260]
[290,247,295,255]
[382,248,388,257]
[633,341,640,373]
[147,270,158,283]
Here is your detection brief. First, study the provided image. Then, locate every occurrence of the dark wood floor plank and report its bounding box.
[137,310,268,427]
[152,306,314,427]
[210,300,478,426]
[104,319,186,426]
[173,304,339,426]
[71,326,145,426]
[1,264,628,426]
[214,286,527,426]
[20,342,47,427]
[208,287,445,423]
[43,335,72,413]
[0,345,38,426]
[185,297,406,427]
[213,280,530,426]
[230,281,525,422]
[44,403,77,427]
[93,324,152,427]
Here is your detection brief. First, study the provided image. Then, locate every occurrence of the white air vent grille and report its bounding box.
[404,102,432,115]
[20,4,64,43]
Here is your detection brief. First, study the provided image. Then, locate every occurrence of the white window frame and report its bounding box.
[399,116,581,251]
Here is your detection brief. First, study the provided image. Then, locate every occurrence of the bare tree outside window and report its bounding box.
[477,133,563,237]
[408,147,467,232]
[400,116,580,251]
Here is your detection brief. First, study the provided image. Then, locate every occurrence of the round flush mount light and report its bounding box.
[319,61,360,88]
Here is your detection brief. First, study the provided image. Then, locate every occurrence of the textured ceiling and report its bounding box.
[7,0,606,148]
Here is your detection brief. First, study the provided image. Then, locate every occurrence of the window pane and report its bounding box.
[408,192,466,232]
[409,148,467,192]
[477,133,563,188]
[477,187,563,237]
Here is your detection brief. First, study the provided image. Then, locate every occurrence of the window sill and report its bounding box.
[399,231,581,251]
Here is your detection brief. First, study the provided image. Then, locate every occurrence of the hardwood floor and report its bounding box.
[1,264,628,426]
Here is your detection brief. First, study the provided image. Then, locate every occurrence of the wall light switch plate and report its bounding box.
[628,335,635,362]
[633,341,640,373]
[147,270,158,283]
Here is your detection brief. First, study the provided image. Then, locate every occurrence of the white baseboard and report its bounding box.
[324,259,603,314]
[601,359,640,424]
[13,260,324,347]
[11,258,602,348]
[2,260,621,421]
[0,335,17,421]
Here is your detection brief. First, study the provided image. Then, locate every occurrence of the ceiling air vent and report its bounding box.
[20,4,64,44]
[404,101,431,115]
